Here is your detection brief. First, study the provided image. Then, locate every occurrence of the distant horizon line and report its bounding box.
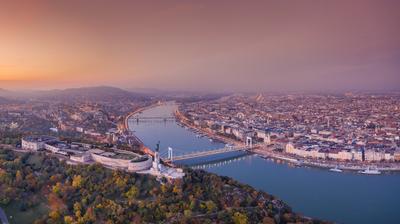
[1,85,399,95]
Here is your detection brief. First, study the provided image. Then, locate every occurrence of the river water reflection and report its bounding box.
[128,103,400,224]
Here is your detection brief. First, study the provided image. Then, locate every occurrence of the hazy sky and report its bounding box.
[0,0,399,92]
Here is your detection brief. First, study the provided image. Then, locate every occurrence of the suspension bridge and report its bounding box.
[190,154,255,169]
[161,145,253,163]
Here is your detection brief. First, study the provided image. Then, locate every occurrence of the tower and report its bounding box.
[265,133,271,144]
[327,117,330,128]
[168,147,173,162]
[153,141,160,172]
[246,136,253,147]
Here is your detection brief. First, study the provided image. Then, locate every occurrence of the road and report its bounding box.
[253,147,400,172]
[0,208,9,224]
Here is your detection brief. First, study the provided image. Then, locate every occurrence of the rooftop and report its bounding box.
[23,136,57,143]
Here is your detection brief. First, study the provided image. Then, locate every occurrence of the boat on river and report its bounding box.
[294,160,303,167]
[329,166,343,173]
[358,167,381,175]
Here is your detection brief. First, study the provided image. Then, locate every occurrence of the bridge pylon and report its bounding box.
[168,147,173,163]
[246,136,253,147]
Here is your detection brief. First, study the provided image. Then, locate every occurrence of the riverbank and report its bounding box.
[0,149,328,224]
[253,147,400,172]
[174,108,243,147]
[126,103,400,224]
[124,102,165,156]
[124,102,162,131]
[174,108,400,173]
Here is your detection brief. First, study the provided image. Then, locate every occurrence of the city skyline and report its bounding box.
[1,0,399,92]
[1,2,399,223]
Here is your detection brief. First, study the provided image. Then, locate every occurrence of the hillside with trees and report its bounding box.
[0,149,328,224]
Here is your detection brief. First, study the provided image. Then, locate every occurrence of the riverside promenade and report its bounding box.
[174,110,400,173]
[253,147,400,172]
[123,102,164,157]
[174,109,243,147]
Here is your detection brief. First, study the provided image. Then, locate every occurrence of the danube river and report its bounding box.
[128,103,400,224]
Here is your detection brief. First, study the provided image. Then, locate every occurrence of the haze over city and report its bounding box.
[1,1,400,224]
[1,0,399,92]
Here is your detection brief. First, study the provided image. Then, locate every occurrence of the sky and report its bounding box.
[0,0,399,92]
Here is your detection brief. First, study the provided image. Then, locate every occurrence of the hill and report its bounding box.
[0,88,13,98]
[0,96,16,105]
[0,97,8,104]
[0,149,329,224]
[34,86,149,102]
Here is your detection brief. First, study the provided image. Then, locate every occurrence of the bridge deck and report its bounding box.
[164,146,250,162]
[132,116,175,119]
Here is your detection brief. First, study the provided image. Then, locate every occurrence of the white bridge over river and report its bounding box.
[161,145,253,163]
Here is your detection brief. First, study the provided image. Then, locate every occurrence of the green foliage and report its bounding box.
[205,200,217,213]
[125,186,139,200]
[72,175,83,188]
[233,212,248,224]
[0,149,327,224]
[0,130,22,145]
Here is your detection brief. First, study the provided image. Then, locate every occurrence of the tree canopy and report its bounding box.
[0,148,328,224]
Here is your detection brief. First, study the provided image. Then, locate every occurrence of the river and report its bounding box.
[128,102,400,224]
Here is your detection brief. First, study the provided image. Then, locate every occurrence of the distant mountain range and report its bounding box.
[0,96,13,104]
[0,89,23,103]
[0,88,13,98]
[34,86,149,101]
[0,86,233,102]
[0,86,150,102]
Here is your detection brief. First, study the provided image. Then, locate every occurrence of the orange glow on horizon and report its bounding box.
[0,1,399,91]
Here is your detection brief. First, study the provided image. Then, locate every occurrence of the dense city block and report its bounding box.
[178,93,400,165]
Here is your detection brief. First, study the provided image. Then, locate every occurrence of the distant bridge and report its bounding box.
[133,116,175,119]
[131,116,176,121]
[163,145,252,163]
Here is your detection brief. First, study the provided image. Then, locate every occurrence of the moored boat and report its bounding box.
[294,160,303,167]
[329,166,343,172]
[358,167,381,175]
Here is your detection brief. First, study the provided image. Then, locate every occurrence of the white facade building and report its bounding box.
[22,136,56,151]
[70,153,92,163]
[89,149,152,172]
